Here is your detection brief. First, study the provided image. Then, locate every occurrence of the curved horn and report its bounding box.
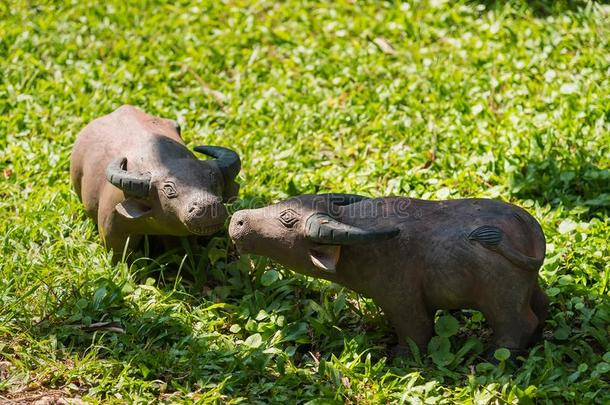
[194,146,241,182]
[305,213,399,245]
[105,157,151,198]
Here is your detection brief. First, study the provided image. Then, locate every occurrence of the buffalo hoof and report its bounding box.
[388,344,413,360]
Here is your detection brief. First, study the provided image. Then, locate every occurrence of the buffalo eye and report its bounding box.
[278,208,299,228]
[161,181,178,198]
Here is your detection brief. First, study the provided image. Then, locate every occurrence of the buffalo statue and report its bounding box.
[70,105,240,258]
[229,193,547,357]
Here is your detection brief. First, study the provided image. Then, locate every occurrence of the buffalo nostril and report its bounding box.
[188,203,205,217]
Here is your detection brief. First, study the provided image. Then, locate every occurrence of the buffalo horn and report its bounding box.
[105,157,151,198]
[194,146,241,182]
[305,213,399,245]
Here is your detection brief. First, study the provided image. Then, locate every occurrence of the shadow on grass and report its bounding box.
[7,189,607,399]
[511,159,609,217]
[19,265,608,400]
[10,240,386,398]
[469,0,608,16]
[3,223,605,402]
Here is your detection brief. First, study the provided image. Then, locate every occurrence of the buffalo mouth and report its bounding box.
[231,239,252,254]
[188,222,225,235]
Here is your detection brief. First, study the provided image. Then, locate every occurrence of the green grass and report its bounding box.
[1,0,609,403]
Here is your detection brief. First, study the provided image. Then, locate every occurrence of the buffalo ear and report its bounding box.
[309,245,341,273]
[115,198,153,219]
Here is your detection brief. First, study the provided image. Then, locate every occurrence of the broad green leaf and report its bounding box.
[435,315,459,338]
[244,333,263,348]
[494,348,511,362]
[260,270,279,286]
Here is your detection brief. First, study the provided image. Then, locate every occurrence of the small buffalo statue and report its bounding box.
[70,105,241,257]
[229,194,548,356]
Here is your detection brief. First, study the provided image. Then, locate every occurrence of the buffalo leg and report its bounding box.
[529,285,549,345]
[97,199,142,261]
[482,301,539,350]
[105,232,142,262]
[382,302,434,354]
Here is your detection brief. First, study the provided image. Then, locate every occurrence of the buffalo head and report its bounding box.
[106,139,240,236]
[229,194,399,275]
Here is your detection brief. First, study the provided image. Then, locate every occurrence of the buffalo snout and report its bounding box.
[228,210,255,251]
[187,201,206,218]
[228,210,248,237]
[183,198,227,234]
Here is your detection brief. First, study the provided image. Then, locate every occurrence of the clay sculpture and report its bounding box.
[70,105,240,256]
[229,193,547,356]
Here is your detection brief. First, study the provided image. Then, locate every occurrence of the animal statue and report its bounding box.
[70,105,240,257]
[229,193,548,356]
